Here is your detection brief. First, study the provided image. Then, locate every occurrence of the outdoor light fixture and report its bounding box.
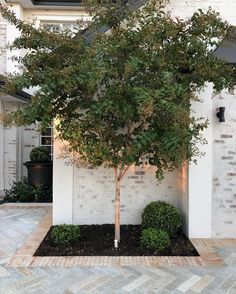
[216,107,226,122]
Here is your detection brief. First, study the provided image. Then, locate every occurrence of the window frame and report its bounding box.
[39,125,54,160]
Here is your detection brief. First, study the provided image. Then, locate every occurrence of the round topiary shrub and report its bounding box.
[140,228,170,252]
[51,224,80,245]
[30,146,51,162]
[141,201,182,236]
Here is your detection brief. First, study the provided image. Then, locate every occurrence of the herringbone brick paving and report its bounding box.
[1,206,236,293]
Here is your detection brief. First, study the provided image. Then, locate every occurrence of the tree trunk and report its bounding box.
[113,166,130,248]
[114,174,121,246]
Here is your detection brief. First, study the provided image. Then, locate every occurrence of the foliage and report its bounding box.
[34,185,52,202]
[51,224,81,245]
[141,201,182,236]
[30,146,51,162]
[0,1,235,179]
[140,228,170,252]
[4,180,35,202]
[3,179,52,203]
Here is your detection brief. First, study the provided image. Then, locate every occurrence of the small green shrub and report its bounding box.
[30,146,51,162]
[4,180,35,202]
[140,228,170,252]
[3,180,52,203]
[51,224,81,245]
[34,185,52,202]
[141,201,182,236]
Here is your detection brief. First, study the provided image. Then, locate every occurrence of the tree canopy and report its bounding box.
[1,0,236,245]
[1,0,235,178]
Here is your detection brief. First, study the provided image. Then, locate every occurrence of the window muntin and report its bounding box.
[40,126,53,159]
[42,22,80,33]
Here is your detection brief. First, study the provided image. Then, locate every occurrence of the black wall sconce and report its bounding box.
[216,107,225,123]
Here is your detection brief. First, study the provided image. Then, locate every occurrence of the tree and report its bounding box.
[1,0,236,247]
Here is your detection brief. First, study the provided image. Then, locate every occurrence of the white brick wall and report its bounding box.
[2,101,19,189]
[73,166,182,224]
[0,100,38,193]
[212,92,236,237]
[0,14,7,75]
[168,0,236,24]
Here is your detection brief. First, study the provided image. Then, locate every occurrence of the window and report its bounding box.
[40,126,53,159]
[42,22,80,33]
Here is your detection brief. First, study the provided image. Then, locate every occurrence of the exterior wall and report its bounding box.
[73,167,182,225]
[178,163,189,235]
[0,101,4,194]
[23,8,89,22]
[212,91,236,237]
[0,100,38,195]
[167,0,236,20]
[188,85,213,238]
[6,4,24,74]
[168,0,236,237]
[2,102,19,189]
[53,135,74,225]
[0,13,7,75]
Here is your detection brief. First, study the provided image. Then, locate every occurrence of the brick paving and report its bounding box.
[1,206,236,293]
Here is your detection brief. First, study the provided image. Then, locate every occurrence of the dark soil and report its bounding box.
[35,225,199,256]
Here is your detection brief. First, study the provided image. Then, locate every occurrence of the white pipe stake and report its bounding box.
[114,239,118,248]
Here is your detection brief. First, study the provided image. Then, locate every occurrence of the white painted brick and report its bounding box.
[73,166,182,224]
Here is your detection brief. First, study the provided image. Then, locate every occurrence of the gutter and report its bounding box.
[0,80,31,102]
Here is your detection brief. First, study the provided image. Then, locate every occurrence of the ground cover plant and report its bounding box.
[1,179,52,203]
[1,0,236,248]
[51,225,81,245]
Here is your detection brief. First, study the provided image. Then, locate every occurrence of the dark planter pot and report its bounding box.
[24,161,53,188]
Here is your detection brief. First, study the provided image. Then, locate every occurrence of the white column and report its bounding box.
[53,129,74,225]
[187,84,213,238]
[6,4,23,74]
[0,100,4,194]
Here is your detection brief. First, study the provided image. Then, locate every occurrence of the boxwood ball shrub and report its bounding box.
[51,224,80,245]
[142,201,182,236]
[141,228,170,252]
[30,146,51,162]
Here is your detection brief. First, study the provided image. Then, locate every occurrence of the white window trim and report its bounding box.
[39,126,54,159]
[34,14,91,28]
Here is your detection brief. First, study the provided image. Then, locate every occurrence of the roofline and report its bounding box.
[0,80,31,103]
[31,0,82,6]
[13,90,31,102]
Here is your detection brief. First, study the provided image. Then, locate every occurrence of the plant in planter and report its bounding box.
[24,146,53,189]
[30,146,51,162]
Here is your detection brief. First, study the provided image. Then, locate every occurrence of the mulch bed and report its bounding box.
[35,225,199,256]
